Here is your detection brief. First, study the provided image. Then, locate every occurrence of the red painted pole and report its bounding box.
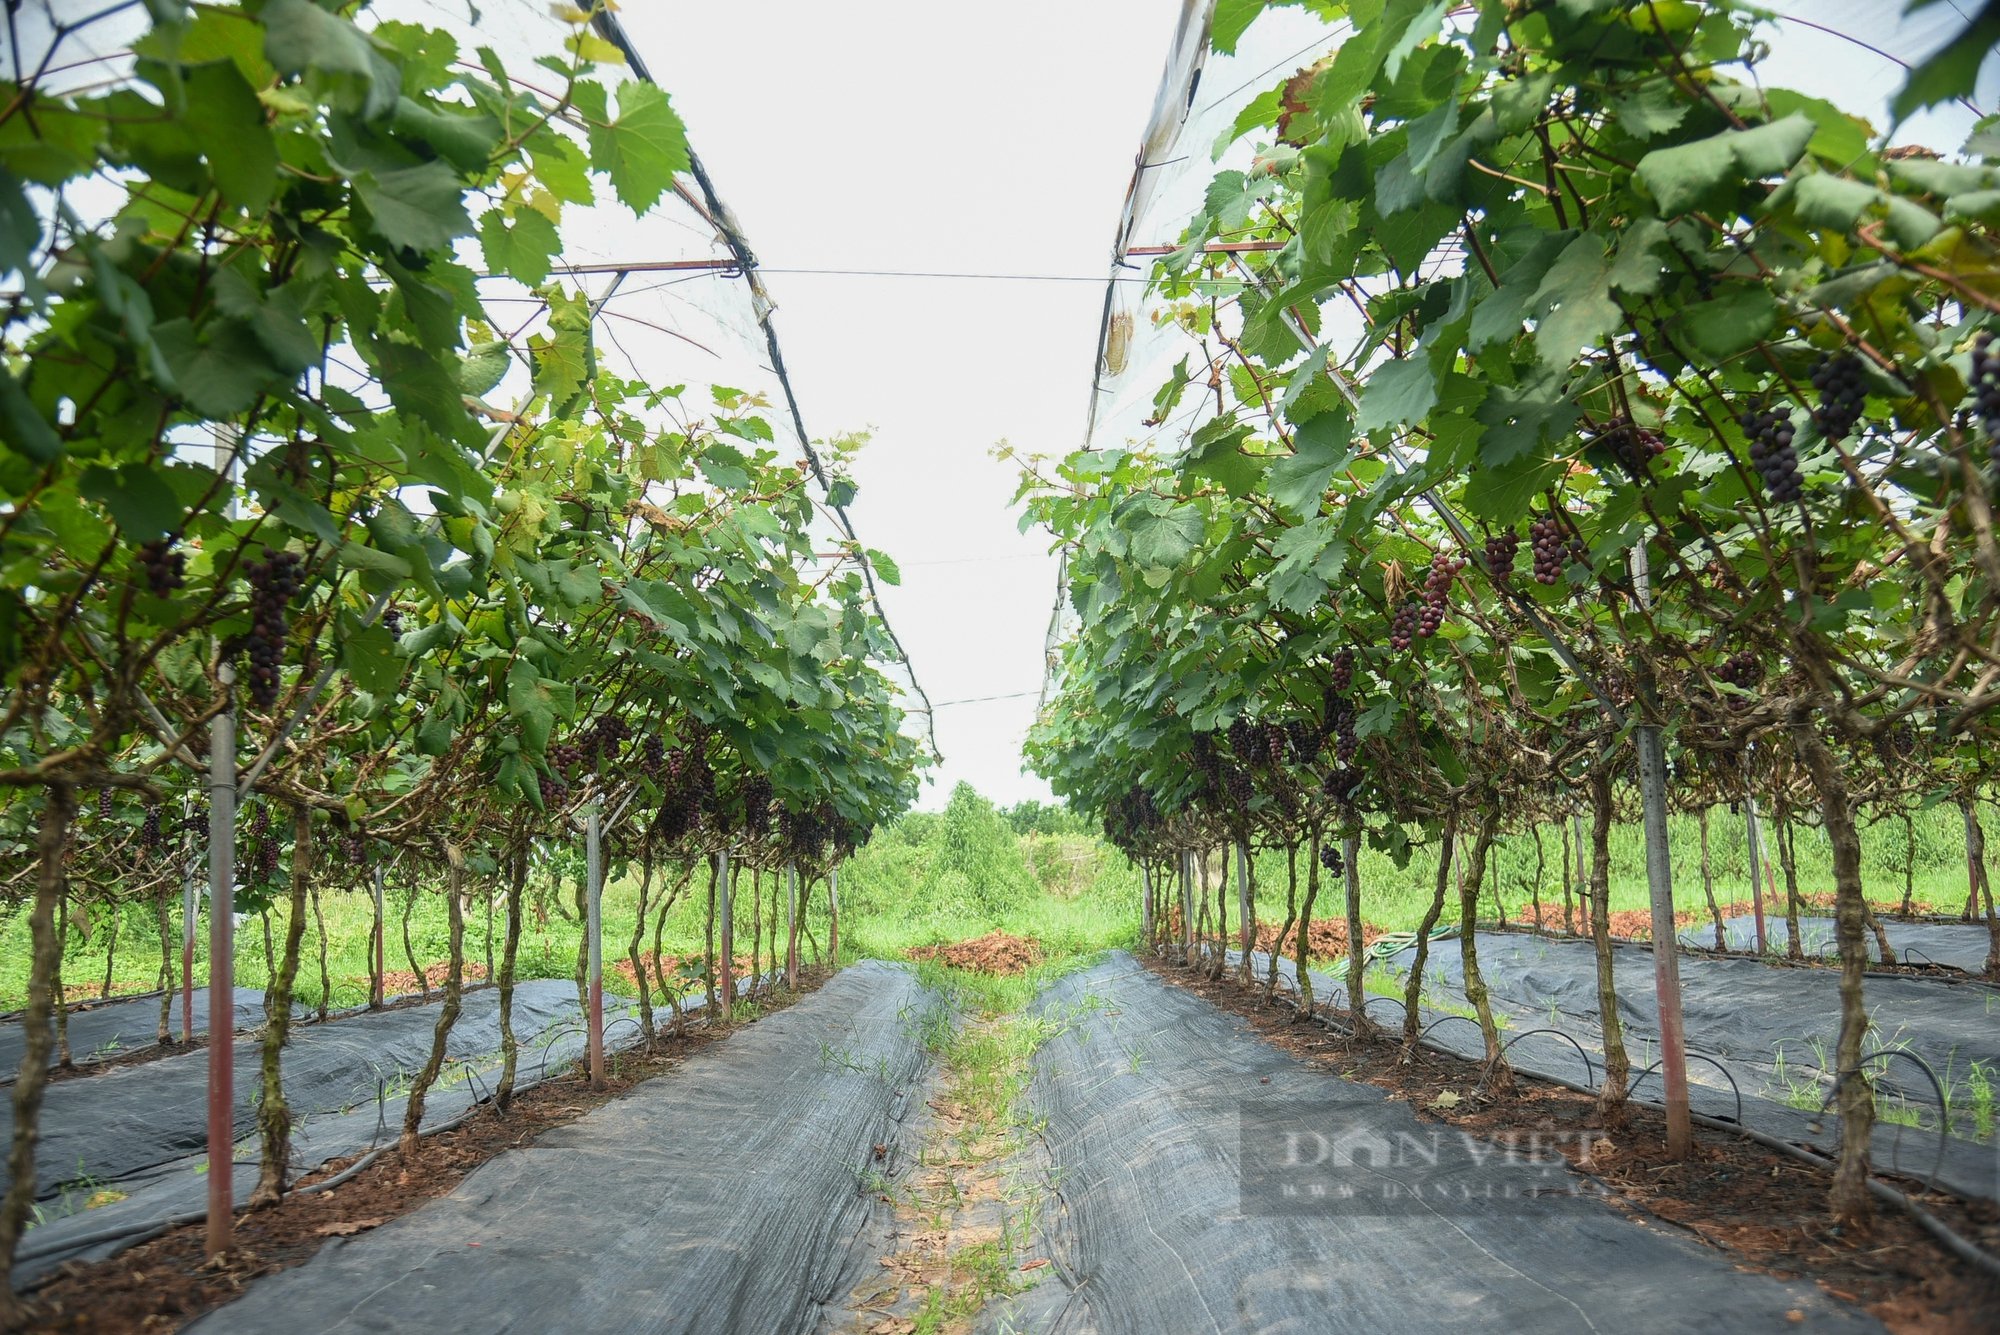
[205,666,236,1257]
[585,801,604,1087]
[718,850,734,1011]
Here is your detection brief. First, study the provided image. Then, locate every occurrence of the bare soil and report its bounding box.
[908,933,1041,975]
[13,969,830,1334]
[1147,954,2000,1334]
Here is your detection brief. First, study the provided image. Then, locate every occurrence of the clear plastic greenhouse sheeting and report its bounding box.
[1045,0,1999,663]
[3,0,936,752]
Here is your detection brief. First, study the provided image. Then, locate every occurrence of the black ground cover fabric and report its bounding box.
[184,961,939,1335]
[1380,932,1999,1118]
[0,987,289,1079]
[1018,955,1876,1334]
[8,979,600,1284]
[1678,914,1995,974]
[1238,931,2000,1201]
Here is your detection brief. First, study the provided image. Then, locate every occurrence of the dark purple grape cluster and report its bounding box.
[1715,650,1763,689]
[1530,516,1566,585]
[548,736,587,776]
[1738,404,1802,503]
[538,771,567,808]
[1285,719,1321,761]
[1810,351,1866,443]
[650,736,716,843]
[639,734,665,779]
[1328,647,1354,693]
[1485,528,1519,579]
[248,802,271,838]
[343,830,366,863]
[97,789,114,820]
[1324,694,1357,765]
[742,773,773,835]
[774,802,838,861]
[141,804,162,849]
[1223,764,1255,811]
[1190,733,1222,793]
[381,605,403,636]
[1324,766,1362,803]
[1105,786,1162,853]
[1972,331,2000,466]
[243,549,304,708]
[1600,421,1665,482]
[1318,842,1345,878]
[137,539,185,597]
[1258,720,1288,768]
[1228,717,1258,764]
[1417,552,1463,638]
[1389,599,1422,651]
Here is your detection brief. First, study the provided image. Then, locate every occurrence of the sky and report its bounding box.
[623,1,1184,810]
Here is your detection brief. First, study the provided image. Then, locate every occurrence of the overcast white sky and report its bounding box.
[625,1,1180,810]
[620,1,1990,813]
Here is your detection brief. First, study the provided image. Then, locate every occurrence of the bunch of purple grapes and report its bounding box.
[137,539,185,597]
[1417,552,1464,638]
[243,550,304,708]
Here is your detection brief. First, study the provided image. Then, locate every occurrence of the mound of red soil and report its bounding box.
[1529,891,1947,941]
[908,932,1042,975]
[1257,916,1384,959]
[1163,909,1385,961]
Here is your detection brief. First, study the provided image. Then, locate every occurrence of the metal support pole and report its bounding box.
[1179,849,1194,961]
[1140,863,1154,950]
[370,865,386,1008]
[1631,545,1692,1158]
[828,865,840,965]
[1236,840,1253,978]
[585,801,604,1086]
[204,664,236,1259]
[1571,813,1587,932]
[1742,795,1772,955]
[718,849,734,1010]
[785,864,798,988]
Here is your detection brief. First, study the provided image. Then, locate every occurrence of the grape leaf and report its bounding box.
[578,80,689,214]
[1356,355,1437,432]
[353,161,474,252]
[1635,114,1814,215]
[183,61,277,213]
[478,207,560,284]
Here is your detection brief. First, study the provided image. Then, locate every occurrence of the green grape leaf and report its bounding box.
[183,60,277,213]
[1266,406,1353,518]
[1356,354,1437,432]
[1530,234,1618,369]
[579,80,690,213]
[478,207,560,284]
[0,361,58,463]
[340,620,403,696]
[79,465,181,540]
[1635,114,1814,215]
[261,0,398,121]
[1890,3,2000,125]
[352,161,474,252]
[864,548,901,587]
